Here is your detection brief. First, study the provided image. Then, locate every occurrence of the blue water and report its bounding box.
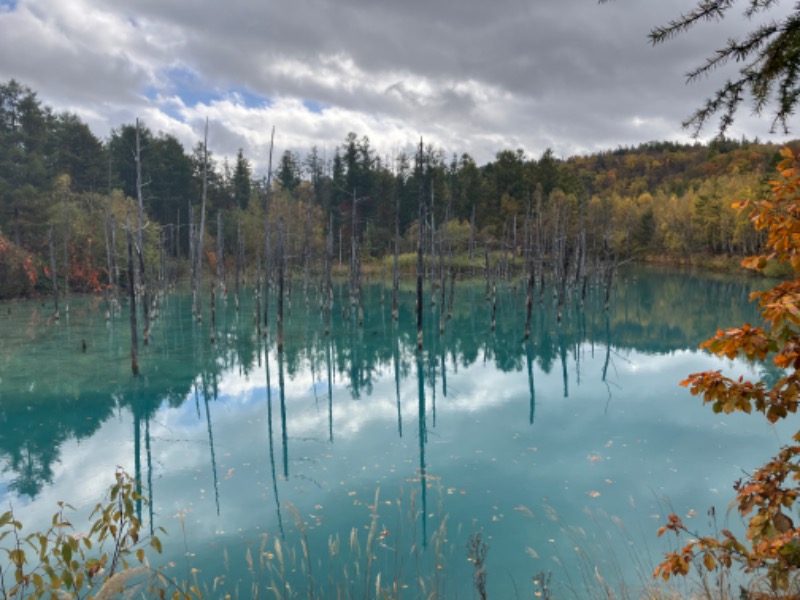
[0,267,790,597]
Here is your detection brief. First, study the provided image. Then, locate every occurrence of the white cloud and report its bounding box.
[0,0,793,171]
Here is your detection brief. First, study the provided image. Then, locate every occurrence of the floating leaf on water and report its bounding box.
[514,505,534,518]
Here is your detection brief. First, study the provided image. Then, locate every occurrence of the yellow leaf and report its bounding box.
[703,553,716,571]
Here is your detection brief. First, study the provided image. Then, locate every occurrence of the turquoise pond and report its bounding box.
[0,267,792,597]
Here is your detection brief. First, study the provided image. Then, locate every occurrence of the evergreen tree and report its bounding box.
[276,149,301,193]
[232,148,251,210]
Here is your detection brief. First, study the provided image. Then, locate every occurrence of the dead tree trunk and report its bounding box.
[235,216,242,312]
[61,187,69,315]
[110,213,119,304]
[512,214,517,274]
[416,138,424,350]
[438,202,450,333]
[263,126,275,337]
[277,217,286,353]
[577,207,588,308]
[535,185,546,305]
[195,118,209,322]
[126,215,139,375]
[134,118,151,344]
[303,199,312,308]
[216,210,225,298]
[349,189,358,315]
[392,184,400,321]
[255,247,262,336]
[524,204,534,340]
[210,281,216,344]
[484,246,491,300]
[49,223,59,320]
[489,246,497,332]
[469,204,476,262]
[103,210,115,318]
[603,234,615,311]
[189,201,197,314]
[325,213,333,336]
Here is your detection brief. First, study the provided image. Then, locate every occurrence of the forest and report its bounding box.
[0,78,794,301]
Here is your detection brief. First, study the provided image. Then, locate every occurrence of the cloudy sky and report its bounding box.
[0,0,794,172]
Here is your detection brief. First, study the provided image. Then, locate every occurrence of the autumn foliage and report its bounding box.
[0,234,39,298]
[655,147,800,592]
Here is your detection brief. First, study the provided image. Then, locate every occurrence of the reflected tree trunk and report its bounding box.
[526,341,536,425]
[266,350,286,538]
[326,336,334,443]
[416,351,428,548]
[278,351,288,479]
[202,375,221,516]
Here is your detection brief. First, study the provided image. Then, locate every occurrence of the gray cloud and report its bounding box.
[0,0,793,172]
